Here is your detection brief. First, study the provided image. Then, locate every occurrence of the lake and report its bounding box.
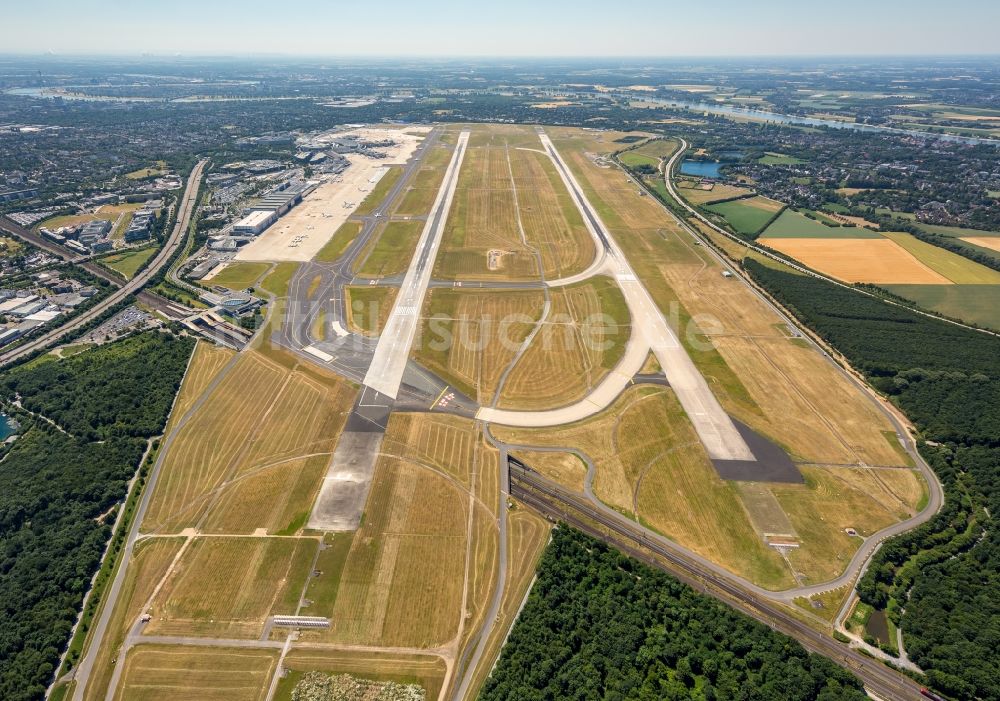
[679,160,722,178]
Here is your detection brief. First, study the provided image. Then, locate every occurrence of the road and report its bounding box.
[510,463,927,701]
[479,131,754,463]
[0,160,208,366]
[362,130,470,399]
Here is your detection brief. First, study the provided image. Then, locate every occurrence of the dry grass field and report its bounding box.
[113,645,278,701]
[275,649,447,701]
[144,350,353,533]
[509,450,587,491]
[495,385,794,589]
[395,144,452,216]
[549,129,911,467]
[145,536,315,638]
[761,238,951,284]
[344,285,397,336]
[293,414,499,652]
[82,538,185,701]
[435,144,538,281]
[321,457,468,647]
[508,145,595,279]
[772,466,924,584]
[167,342,234,431]
[498,277,630,410]
[464,508,550,697]
[356,220,424,278]
[412,287,543,403]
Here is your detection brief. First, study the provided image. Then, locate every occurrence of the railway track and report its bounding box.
[508,463,925,701]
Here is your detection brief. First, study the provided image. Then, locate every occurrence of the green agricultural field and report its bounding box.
[882,232,1000,284]
[357,221,422,277]
[706,197,784,236]
[209,262,271,290]
[914,222,1000,238]
[618,151,660,169]
[99,247,158,279]
[758,152,805,165]
[761,209,881,239]
[884,284,1000,332]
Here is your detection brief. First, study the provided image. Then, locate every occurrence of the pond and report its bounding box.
[0,414,20,441]
[679,160,723,179]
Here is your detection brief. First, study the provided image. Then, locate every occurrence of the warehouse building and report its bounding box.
[233,210,277,236]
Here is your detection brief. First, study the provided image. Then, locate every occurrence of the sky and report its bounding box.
[5,0,1000,57]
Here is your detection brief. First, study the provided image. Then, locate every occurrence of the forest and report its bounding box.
[481,527,867,701]
[0,332,193,700]
[744,260,1000,700]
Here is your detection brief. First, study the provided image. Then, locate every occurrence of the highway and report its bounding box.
[0,159,208,366]
[509,462,927,701]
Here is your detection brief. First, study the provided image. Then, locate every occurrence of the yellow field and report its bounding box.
[499,278,630,410]
[114,645,278,701]
[146,536,315,638]
[413,287,543,403]
[881,231,1000,284]
[167,341,234,431]
[962,236,1000,253]
[144,350,353,533]
[82,539,185,701]
[679,182,754,205]
[761,238,951,284]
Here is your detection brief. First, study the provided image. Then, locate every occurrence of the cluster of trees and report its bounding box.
[481,527,868,701]
[0,332,193,700]
[744,259,1000,700]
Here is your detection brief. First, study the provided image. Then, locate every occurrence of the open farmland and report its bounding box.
[676,178,755,205]
[881,231,1000,284]
[761,238,951,284]
[884,283,1000,331]
[114,645,278,701]
[499,277,630,410]
[413,287,543,402]
[706,196,785,236]
[962,236,1000,253]
[760,209,881,239]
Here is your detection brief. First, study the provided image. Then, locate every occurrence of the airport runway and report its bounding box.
[478,132,754,463]
[362,130,470,399]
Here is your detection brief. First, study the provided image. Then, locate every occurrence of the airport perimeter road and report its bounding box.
[361,130,470,399]
[479,132,753,463]
[0,159,207,366]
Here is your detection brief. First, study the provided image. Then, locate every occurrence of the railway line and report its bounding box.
[508,462,926,701]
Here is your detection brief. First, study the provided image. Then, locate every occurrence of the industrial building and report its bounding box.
[233,210,277,236]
